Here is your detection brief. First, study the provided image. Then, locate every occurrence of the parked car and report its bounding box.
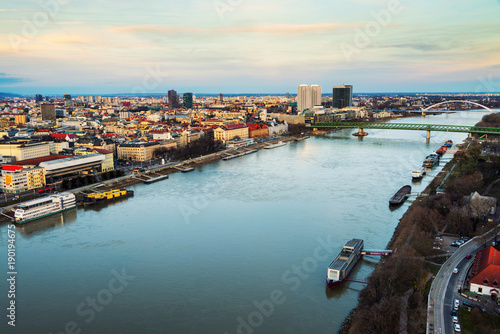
[454,323,461,332]
[465,254,472,259]
[463,301,475,308]
[479,305,487,312]
[451,309,457,316]
[452,316,458,323]
[453,268,459,274]
[451,242,459,247]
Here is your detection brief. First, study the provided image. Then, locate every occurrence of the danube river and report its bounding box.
[0,111,493,333]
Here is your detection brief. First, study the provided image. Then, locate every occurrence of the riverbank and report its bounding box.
[339,116,500,333]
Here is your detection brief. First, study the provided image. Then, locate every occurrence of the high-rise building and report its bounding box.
[35,94,43,102]
[64,94,72,108]
[14,114,27,125]
[297,84,322,112]
[41,103,56,121]
[183,93,193,109]
[332,85,353,109]
[87,95,94,103]
[219,93,223,103]
[168,89,179,108]
[95,95,102,103]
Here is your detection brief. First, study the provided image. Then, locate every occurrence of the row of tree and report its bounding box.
[60,170,125,191]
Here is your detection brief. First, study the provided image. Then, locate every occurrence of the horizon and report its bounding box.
[1,1,499,94]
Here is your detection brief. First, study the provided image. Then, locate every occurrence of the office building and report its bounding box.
[183,93,193,109]
[332,85,353,109]
[297,84,322,112]
[219,93,224,103]
[35,94,43,102]
[168,89,179,108]
[0,142,51,162]
[64,94,72,108]
[41,103,56,121]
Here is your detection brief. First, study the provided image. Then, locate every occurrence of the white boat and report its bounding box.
[14,193,76,224]
[412,167,426,180]
[264,141,286,149]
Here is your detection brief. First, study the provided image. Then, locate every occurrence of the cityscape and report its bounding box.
[1,1,500,334]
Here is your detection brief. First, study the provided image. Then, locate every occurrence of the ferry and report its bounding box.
[264,141,286,149]
[326,239,364,288]
[14,193,76,224]
[412,167,426,180]
[80,189,134,207]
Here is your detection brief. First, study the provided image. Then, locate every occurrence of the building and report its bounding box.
[118,142,161,161]
[0,165,46,194]
[87,95,94,103]
[470,246,500,298]
[214,124,249,143]
[0,142,51,162]
[74,148,114,173]
[35,94,43,102]
[183,92,193,109]
[64,94,72,108]
[41,103,56,121]
[14,114,27,125]
[168,90,179,108]
[247,123,268,138]
[297,84,321,112]
[220,93,224,103]
[332,85,353,109]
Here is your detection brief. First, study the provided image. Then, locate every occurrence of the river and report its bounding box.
[0,110,494,334]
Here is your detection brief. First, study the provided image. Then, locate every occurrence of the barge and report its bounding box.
[181,167,195,173]
[326,239,364,288]
[294,136,310,142]
[143,174,169,184]
[264,141,286,149]
[389,185,412,205]
[412,167,426,180]
[79,189,134,207]
[14,193,76,224]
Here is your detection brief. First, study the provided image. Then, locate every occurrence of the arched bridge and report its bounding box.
[421,100,493,113]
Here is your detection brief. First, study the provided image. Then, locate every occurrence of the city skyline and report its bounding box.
[1,1,499,95]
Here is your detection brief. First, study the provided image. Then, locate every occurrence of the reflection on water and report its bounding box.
[15,209,77,236]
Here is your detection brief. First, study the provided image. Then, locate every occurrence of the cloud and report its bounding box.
[110,23,358,36]
[0,73,29,85]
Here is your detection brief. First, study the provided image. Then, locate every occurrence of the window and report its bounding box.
[479,287,483,293]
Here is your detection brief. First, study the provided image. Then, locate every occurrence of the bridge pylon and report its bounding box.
[426,130,431,139]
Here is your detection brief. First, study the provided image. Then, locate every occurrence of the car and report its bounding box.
[465,254,472,259]
[479,305,487,312]
[451,309,457,316]
[454,323,461,332]
[452,316,458,323]
[495,308,500,315]
[453,268,459,274]
[451,242,459,247]
[463,301,475,308]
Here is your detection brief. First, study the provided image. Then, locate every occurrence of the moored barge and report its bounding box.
[326,239,364,288]
[79,189,134,207]
[389,185,412,205]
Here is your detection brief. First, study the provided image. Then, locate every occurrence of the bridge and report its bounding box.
[361,249,393,256]
[420,100,494,114]
[311,122,500,138]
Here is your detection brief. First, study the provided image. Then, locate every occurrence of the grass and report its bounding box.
[459,308,500,333]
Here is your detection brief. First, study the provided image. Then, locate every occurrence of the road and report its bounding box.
[429,227,498,334]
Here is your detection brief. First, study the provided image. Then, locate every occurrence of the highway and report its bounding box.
[429,227,498,334]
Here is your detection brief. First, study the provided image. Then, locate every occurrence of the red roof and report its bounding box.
[92,148,112,154]
[223,124,247,130]
[5,155,74,167]
[470,246,500,287]
[50,133,78,140]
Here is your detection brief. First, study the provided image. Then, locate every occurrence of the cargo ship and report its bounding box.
[14,193,76,224]
[389,185,412,205]
[326,239,364,288]
[80,189,134,207]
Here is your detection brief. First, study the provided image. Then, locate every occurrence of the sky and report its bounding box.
[0,0,499,95]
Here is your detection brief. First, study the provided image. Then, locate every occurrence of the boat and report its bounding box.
[389,185,412,205]
[143,174,169,184]
[80,189,134,207]
[445,140,453,148]
[181,167,195,173]
[14,193,76,224]
[264,141,286,149]
[423,154,439,168]
[412,167,426,180]
[222,149,257,161]
[294,136,310,142]
[326,239,364,288]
